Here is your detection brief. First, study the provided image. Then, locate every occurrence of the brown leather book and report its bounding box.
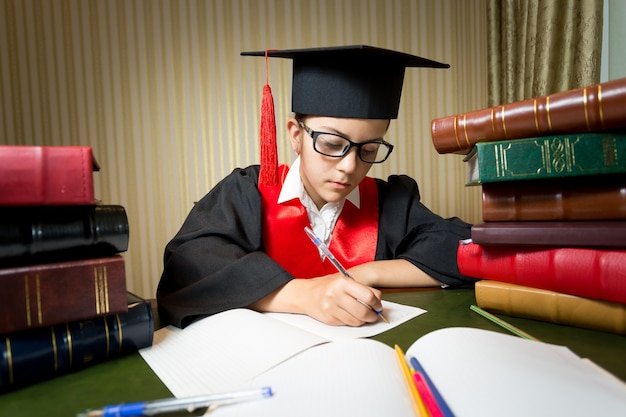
[475,280,626,335]
[471,221,626,248]
[0,255,127,334]
[481,175,626,221]
[431,77,626,154]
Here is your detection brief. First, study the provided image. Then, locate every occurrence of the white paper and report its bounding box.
[265,300,426,341]
[208,339,416,417]
[139,301,424,397]
[405,327,626,417]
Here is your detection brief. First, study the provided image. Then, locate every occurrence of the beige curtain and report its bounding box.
[0,0,487,298]
[487,0,604,105]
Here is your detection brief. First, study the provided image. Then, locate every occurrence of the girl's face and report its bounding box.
[287,116,390,210]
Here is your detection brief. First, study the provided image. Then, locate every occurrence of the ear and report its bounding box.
[286,118,303,154]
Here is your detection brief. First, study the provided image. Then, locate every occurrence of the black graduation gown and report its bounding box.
[157,165,475,328]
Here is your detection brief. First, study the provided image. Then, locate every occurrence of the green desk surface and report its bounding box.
[1,288,625,417]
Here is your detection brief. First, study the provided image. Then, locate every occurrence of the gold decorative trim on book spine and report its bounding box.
[500,106,508,139]
[462,114,470,147]
[533,99,540,132]
[5,337,13,384]
[66,323,73,368]
[104,317,111,357]
[23,275,31,327]
[546,97,553,131]
[116,314,123,354]
[51,327,58,371]
[94,266,110,315]
[23,274,44,328]
[453,115,461,149]
[598,85,605,129]
[583,88,590,130]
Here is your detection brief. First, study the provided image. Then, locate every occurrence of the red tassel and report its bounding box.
[259,53,278,186]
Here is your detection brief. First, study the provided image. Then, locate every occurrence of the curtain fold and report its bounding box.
[487,0,603,106]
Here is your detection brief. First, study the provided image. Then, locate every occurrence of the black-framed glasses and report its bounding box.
[299,121,394,164]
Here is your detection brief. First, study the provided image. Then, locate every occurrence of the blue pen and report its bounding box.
[77,386,273,417]
[304,226,389,323]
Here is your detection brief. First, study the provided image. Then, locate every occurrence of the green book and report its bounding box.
[464,132,626,185]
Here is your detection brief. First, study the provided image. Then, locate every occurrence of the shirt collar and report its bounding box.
[277,156,360,208]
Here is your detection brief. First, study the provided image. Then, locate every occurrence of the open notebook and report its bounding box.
[209,328,626,417]
[139,300,424,396]
[139,304,626,417]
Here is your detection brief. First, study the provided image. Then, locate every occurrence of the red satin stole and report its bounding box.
[260,164,379,278]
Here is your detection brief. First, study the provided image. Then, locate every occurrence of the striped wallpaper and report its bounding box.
[0,0,486,298]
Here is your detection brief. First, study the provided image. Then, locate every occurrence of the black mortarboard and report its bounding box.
[241,45,449,119]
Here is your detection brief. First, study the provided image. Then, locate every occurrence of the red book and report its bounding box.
[457,241,626,304]
[431,77,626,154]
[0,145,100,206]
[0,255,127,334]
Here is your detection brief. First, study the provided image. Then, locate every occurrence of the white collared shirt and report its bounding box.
[277,156,360,250]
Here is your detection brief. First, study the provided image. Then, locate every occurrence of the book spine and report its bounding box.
[0,255,128,334]
[481,176,626,221]
[0,298,154,391]
[0,146,99,206]
[475,280,626,335]
[0,205,129,259]
[467,133,626,184]
[457,241,626,304]
[470,221,626,247]
[431,77,626,154]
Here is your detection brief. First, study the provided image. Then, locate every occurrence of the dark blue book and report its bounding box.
[0,293,154,392]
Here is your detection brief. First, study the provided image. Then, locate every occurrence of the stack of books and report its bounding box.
[0,145,154,392]
[430,77,626,335]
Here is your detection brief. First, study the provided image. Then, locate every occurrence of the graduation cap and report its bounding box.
[241,45,450,185]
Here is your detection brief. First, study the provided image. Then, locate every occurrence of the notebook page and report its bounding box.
[406,327,626,417]
[209,339,416,417]
[139,309,328,397]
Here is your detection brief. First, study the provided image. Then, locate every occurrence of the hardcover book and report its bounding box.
[0,255,128,335]
[0,145,100,206]
[457,241,626,304]
[470,221,626,248]
[0,205,129,260]
[431,76,626,154]
[474,280,626,335]
[481,175,626,221]
[0,292,153,391]
[464,132,626,185]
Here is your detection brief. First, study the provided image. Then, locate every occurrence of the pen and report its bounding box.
[77,386,273,417]
[304,226,389,323]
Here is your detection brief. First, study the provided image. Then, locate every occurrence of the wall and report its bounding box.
[602,0,626,81]
[0,0,487,298]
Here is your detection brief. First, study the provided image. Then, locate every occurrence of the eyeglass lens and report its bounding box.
[314,134,390,163]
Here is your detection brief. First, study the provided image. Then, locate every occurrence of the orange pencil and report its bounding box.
[394,345,430,417]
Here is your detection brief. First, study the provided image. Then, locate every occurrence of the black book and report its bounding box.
[0,292,154,392]
[0,205,129,266]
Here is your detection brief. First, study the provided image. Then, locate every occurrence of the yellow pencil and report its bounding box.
[394,344,430,417]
